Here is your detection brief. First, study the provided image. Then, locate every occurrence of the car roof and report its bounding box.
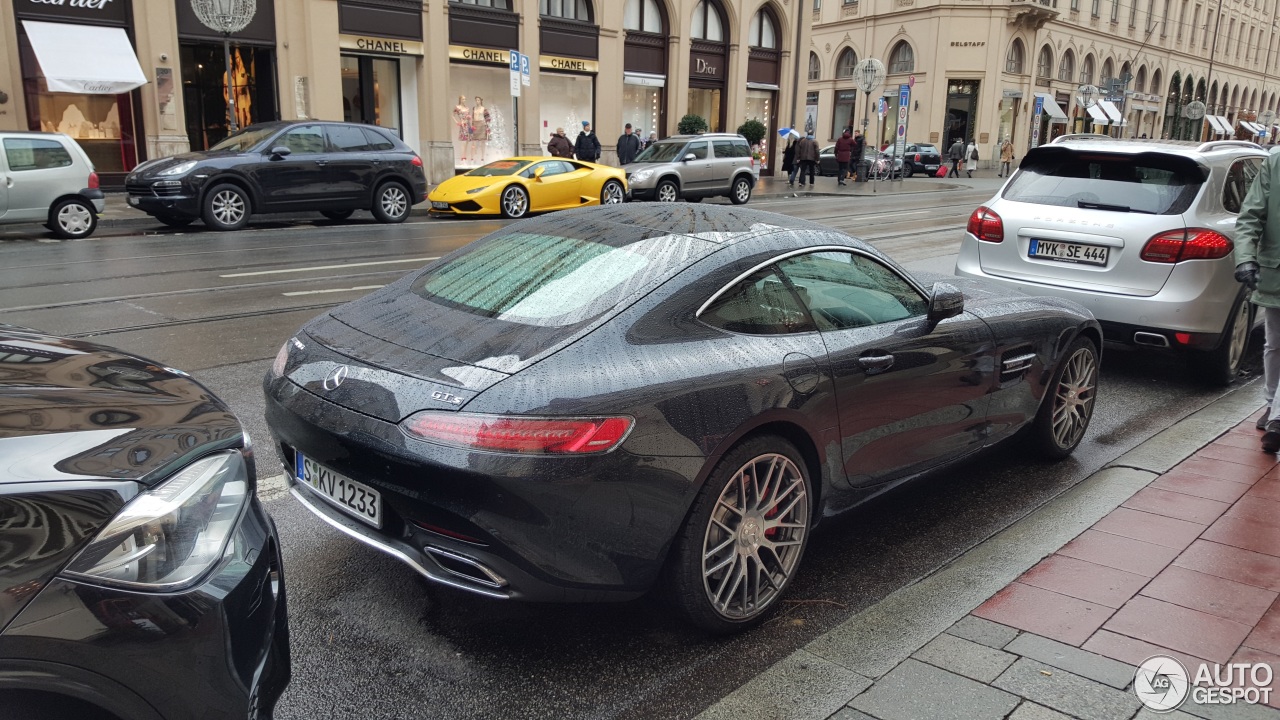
[654,134,748,141]
[1045,135,1267,160]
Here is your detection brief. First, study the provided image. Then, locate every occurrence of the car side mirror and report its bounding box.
[532,167,545,181]
[269,146,292,159]
[683,153,697,162]
[927,282,964,326]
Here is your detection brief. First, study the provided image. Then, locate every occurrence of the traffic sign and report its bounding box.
[895,84,909,156]
[520,53,531,87]
[509,50,521,97]
[908,75,915,89]
[1031,94,1045,148]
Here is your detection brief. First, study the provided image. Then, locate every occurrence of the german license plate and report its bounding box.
[1028,239,1109,267]
[431,201,450,210]
[926,165,938,170]
[294,451,381,528]
[127,196,140,206]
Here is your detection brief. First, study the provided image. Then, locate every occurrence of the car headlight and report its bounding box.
[63,451,250,591]
[629,169,654,183]
[159,160,198,177]
[271,336,303,377]
[465,185,490,195]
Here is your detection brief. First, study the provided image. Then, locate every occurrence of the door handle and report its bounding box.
[858,354,895,373]
[315,159,328,166]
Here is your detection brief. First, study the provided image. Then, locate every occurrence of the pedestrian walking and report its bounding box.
[835,130,855,186]
[998,138,1014,177]
[965,140,978,178]
[1234,150,1280,451]
[947,138,965,178]
[852,131,865,182]
[574,120,602,162]
[782,138,797,188]
[616,123,642,165]
[647,131,658,148]
[547,127,574,158]
[795,134,819,189]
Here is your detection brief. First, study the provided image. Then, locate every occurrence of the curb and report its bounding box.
[695,378,1267,720]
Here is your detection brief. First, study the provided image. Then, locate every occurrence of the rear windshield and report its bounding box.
[1003,149,1204,215]
[412,228,700,327]
[916,145,939,154]
[634,141,687,163]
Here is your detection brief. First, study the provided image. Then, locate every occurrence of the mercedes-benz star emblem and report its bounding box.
[323,365,350,391]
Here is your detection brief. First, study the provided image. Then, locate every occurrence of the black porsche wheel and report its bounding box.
[1031,337,1099,459]
[372,182,411,223]
[666,435,812,634]
[1190,297,1252,386]
[600,179,625,205]
[654,179,680,203]
[155,214,195,228]
[201,183,250,231]
[321,209,354,221]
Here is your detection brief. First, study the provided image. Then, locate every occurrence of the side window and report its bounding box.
[734,140,752,158]
[686,141,709,160]
[1223,158,1262,213]
[281,125,326,155]
[361,127,395,151]
[777,251,929,331]
[712,140,735,158]
[700,267,815,335]
[3,138,73,172]
[327,125,372,152]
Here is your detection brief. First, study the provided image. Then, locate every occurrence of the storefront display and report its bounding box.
[540,73,595,154]
[449,64,514,167]
[745,88,774,170]
[181,44,277,150]
[688,88,722,132]
[341,55,402,136]
[623,76,664,141]
[832,90,857,139]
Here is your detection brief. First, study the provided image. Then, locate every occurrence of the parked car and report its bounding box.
[428,157,626,218]
[956,135,1265,384]
[0,326,290,719]
[0,131,103,239]
[623,133,757,204]
[264,203,1100,634]
[902,143,944,177]
[125,120,427,231]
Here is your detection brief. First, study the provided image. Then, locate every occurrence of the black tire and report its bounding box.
[1030,336,1099,459]
[372,182,411,223]
[665,435,813,634]
[730,176,752,205]
[600,179,626,205]
[654,179,681,202]
[499,184,530,218]
[155,214,195,228]
[902,163,915,178]
[1190,296,1253,386]
[48,197,97,239]
[321,209,354,221]
[201,183,251,231]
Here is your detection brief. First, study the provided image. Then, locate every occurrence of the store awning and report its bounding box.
[1098,100,1126,126]
[1243,121,1266,134]
[1034,93,1069,123]
[21,20,147,94]
[1083,102,1110,126]
[1207,115,1232,135]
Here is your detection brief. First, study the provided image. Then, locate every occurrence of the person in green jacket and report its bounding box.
[1233,152,1280,451]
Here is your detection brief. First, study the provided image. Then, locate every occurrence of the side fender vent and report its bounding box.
[1000,347,1037,384]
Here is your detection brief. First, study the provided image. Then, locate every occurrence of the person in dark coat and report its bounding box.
[947,138,965,178]
[616,123,642,165]
[834,130,854,186]
[851,131,865,181]
[794,134,819,188]
[547,128,574,158]
[782,138,797,188]
[574,121,602,163]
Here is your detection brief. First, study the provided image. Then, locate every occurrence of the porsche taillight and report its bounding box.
[967,206,1004,243]
[1140,228,1233,263]
[401,412,633,455]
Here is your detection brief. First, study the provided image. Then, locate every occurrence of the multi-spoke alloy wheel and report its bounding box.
[601,180,625,205]
[655,180,679,202]
[372,182,411,223]
[700,452,809,620]
[501,186,529,218]
[1032,337,1099,458]
[202,183,250,230]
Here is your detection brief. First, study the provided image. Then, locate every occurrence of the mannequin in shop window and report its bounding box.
[469,96,491,163]
[454,96,472,160]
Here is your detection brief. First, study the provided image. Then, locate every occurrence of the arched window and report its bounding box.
[455,0,512,7]
[1005,39,1026,74]
[1037,45,1053,79]
[1081,54,1096,85]
[1135,65,1147,93]
[1101,58,1114,82]
[1150,69,1162,98]
[1058,50,1076,82]
[808,52,821,81]
[836,48,857,78]
[540,0,590,19]
[750,8,778,48]
[623,0,664,32]
[889,41,914,73]
[691,0,726,42]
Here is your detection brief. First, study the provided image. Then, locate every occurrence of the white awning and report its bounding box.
[1244,121,1266,134]
[1098,100,1126,125]
[1034,93,1069,122]
[1083,102,1110,126]
[1206,115,1231,135]
[21,20,146,95]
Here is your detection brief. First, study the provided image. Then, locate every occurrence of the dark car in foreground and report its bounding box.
[0,327,289,719]
[125,120,427,231]
[264,204,1101,633]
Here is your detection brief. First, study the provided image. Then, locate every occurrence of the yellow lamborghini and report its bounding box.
[428,157,628,218]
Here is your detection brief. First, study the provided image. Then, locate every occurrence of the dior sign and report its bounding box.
[696,59,718,75]
[691,53,723,80]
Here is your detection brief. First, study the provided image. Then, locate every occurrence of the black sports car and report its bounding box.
[0,328,290,719]
[263,204,1101,633]
[125,120,427,231]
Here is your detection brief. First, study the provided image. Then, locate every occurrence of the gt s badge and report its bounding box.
[431,390,463,405]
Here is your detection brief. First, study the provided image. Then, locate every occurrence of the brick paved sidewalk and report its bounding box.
[833,410,1280,720]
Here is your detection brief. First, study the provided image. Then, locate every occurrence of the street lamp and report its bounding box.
[854,58,885,182]
[1078,83,1098,132]
[191,0,257,133]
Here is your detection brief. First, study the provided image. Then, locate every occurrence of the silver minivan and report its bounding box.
[0,131,104,239]
[624,133,758,204]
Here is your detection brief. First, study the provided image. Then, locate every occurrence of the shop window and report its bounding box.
[1037,46,1054,79]
[180,43,278,151]
[1006,39,1026,74]
[539,74,595,154]
[341,55,401,137]
[452,0,512,8]
[692,0,726,42]
[836,48,857,78]
[541,0,592,21]
[832,90,857,137]
[889,41,914,73]
[1058,51,1075,82]
[450,66,515,168]
[3,138,72,171]
[623,0,664,32]
[750,9,778,49]
[809,52,821,81]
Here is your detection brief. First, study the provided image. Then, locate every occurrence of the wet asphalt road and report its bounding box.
[0,187,1263,720]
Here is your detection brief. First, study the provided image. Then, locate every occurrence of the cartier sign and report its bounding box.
[17,0,127,24]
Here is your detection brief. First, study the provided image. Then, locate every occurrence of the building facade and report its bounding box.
[806,0,1280,165]
[0,0,812,186]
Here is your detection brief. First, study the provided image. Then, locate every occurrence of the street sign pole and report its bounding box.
[509,50,522,154]
[895,84,910,182]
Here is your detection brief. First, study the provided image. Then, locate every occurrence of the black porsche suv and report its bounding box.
[125,120,427,231]
[0,325,290,720]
